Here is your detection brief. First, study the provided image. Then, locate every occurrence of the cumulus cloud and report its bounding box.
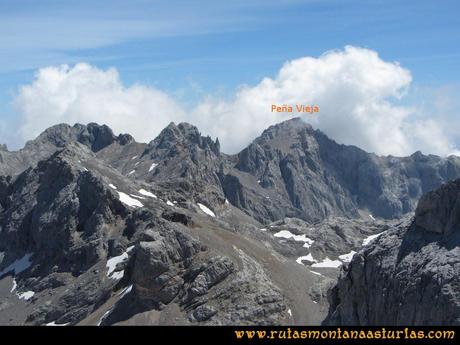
[15,63,185,143]
[12,46,459,156]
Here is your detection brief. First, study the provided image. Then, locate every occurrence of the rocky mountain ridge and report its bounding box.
[0,118,459,325]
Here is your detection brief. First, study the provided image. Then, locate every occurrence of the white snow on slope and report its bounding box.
[11,279,17,292]
[273,230,314,248]
[46,321,69,326]
[139,189,157,198]
[118,192,143,208]
[369,214,376,221]
[296,253,317,265]
[311,257,342,268]
[109,184,117,190]
[131,156,137,160]
[0,253,33,277]
[118,284,133,298]
[110,271,124,280]
[18,291,35,300]
[130,194,146,200]
[198,203,215,217]
[309,270,324,277]
[362,232,385,246]
[149,162,158,172]
[166,200,174,206]
[259,228,267,232]
[128,170,135,175]
[106,246,135,280]
[338,250,357,263]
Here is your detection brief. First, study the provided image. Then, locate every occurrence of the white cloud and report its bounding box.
[15,63,185,143]
[12,46,459,156]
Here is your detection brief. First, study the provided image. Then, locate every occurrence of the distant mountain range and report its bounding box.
[0,118,458,325]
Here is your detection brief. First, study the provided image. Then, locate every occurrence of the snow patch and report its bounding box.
[287,309,292,317]
[130,194,146,200]
[259,228,267,232]
[369,214,376,221]
[362,232,385,246]
[110,271,124,280]
[10,279,17,292]
[128,170,135,175]
[296,253,317,265]
[46,321,69,326]
[131,156,137,160]
[273,230,314,248]
[166,200,174,206]
[117,284,133,298]
[309,270,324,277]
[0,253,33,277]
[138,189,157,198]
[106,247,132,280]
[198,203,215,217]
[118,192,143,208]
[109,184,117,190]
[18,291,35,300]
[149,162,158,172]
[338,250,357,263]
[311,257,342,268]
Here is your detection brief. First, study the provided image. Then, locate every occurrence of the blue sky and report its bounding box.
[0,0,459,152]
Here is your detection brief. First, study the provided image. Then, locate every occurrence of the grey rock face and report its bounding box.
[220,118,460,223]
[0,123,121,177]
[132,228,203,304]
[415,179,460,235]
[0,146,127,275]
[324,179,460,325]
[191,305,217,322]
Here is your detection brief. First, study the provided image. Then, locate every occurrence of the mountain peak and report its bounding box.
[257,117,313,141]
[25,122,116,153]
[148,121,220,155]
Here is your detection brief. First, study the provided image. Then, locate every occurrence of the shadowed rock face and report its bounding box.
[415,179,460,235]
[0,146,128,276]
[324,179,460,326]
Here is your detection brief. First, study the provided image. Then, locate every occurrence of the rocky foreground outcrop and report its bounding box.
[324,179,460,325]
